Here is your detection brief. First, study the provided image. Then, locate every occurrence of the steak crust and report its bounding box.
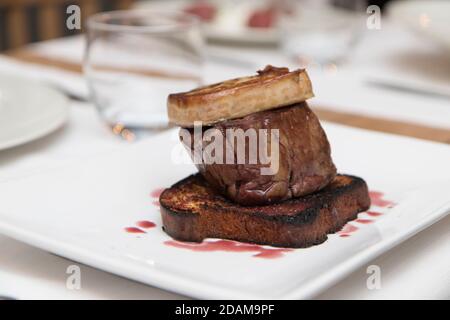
[160,174,371,248]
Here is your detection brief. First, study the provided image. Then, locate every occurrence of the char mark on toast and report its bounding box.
[160,174,371,248]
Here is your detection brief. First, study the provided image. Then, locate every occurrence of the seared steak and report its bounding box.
[180,102,337,205]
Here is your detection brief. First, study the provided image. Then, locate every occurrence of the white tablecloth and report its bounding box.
[25,23,450,129]
[1,21,450,299]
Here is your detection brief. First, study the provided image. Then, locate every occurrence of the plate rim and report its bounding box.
[0,194,448,299]
[0,75,69,151]
[0,125,450,299]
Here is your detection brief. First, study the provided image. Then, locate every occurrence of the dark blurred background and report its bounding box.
[0,0,134,51]
[0,0,395,51]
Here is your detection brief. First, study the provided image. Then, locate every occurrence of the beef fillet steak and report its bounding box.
[181,102,337,206]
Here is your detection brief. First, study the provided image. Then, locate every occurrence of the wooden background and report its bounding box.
[0,0,134,50]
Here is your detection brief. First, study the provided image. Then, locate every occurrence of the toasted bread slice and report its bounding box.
[167,66,314,127]
[160,174,371,248]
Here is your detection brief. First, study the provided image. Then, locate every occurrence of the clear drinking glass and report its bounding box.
[280,0,365,65]
[84,10,204,135]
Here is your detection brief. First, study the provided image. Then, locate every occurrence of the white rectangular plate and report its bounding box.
[0,123,449,299]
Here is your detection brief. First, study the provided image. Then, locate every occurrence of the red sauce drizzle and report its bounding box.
[355,218,374,224]
[339,224,359,237]
[150,188,165,199]
[164,239,293,259]
[366,211,383,217]
[369,191,395,208]
[125,227,146,234]
[152,200,160,207]
[340,224,359,234]
[339,192,392,238]
[136,220,156,229]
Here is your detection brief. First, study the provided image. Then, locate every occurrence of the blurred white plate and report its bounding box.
[0,124,449,299]
[134,0,279,45]
[0,75,69,150]
[388,0,450,52]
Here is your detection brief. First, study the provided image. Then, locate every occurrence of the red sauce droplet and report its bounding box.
[125,227,146,234]
[136,220,156,229]
[355,218,374,224]
[150,188,165,199]
[152,200,160,207]
[340,234,351,238]
[369,191,395,208]
[164,239,293,259]
[339,224,358,234]
[366,211,383,217]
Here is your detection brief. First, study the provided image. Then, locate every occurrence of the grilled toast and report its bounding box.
[160,174,371,248]
[167,65,314,127]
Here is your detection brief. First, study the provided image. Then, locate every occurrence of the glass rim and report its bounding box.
[86,9,201,33]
